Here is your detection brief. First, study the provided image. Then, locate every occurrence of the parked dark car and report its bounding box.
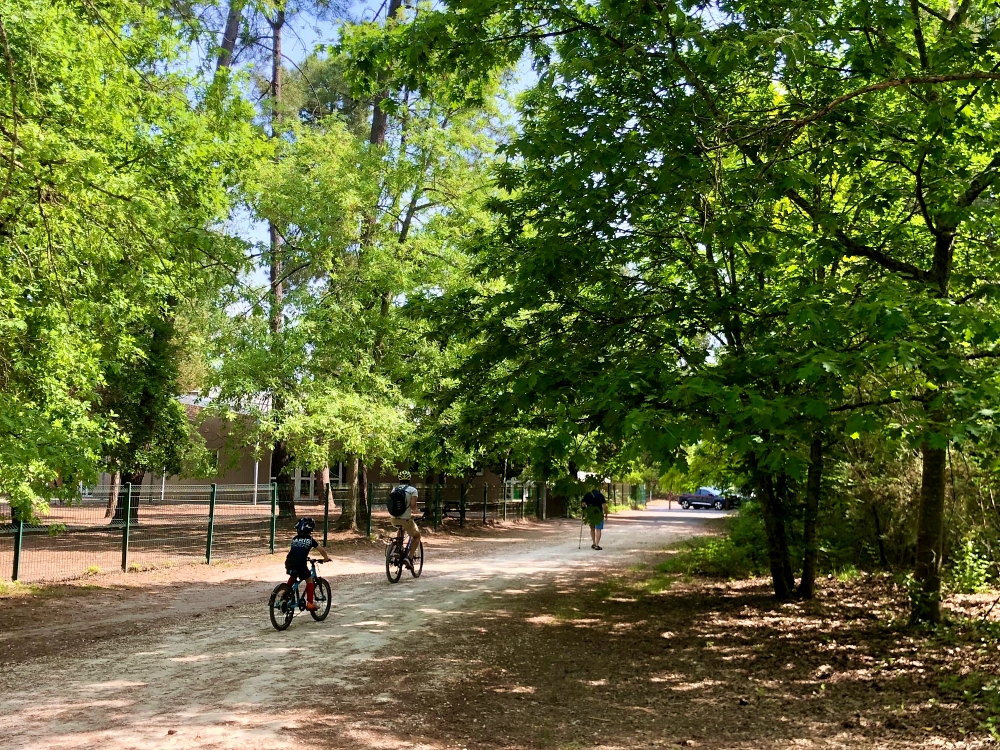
[678,487,738,511]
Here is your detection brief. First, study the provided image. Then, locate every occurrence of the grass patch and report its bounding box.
[832,564,864,583]
[940,669,1000,738]
[656,535,764,579]
[0,580,41,598]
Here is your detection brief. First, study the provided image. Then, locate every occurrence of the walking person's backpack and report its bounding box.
[388,485,409,517]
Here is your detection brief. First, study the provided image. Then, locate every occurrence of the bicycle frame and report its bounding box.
[288,560,320,607]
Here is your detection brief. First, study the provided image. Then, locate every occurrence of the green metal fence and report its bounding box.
[0,479,641,583]
[0,482,373,584]
[368,482,545,530]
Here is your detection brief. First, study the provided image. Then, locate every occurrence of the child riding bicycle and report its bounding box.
[284,517,331,610]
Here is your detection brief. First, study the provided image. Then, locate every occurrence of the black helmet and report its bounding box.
[296,517,315,535]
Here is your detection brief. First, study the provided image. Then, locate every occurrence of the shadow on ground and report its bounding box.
[297,564,998,749]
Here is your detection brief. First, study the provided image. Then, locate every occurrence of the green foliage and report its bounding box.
[657,536,764,580]
[948,539,992,594]
[0,0,256,516]
[353,0,1000,608]
[209,43,508,479]
[659,505,771,579]
[940,670,1000,738]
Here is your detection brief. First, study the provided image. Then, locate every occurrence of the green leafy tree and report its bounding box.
[353,1,1000,621]
[0,0,256,519]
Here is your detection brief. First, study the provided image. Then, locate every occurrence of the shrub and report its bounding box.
[658,500,771,580]
[658,535,765,579]
[948,539,991,594]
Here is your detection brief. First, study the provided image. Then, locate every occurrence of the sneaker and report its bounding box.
[591,544,598,550]
[305,602,318,611]
[594,545,602,550]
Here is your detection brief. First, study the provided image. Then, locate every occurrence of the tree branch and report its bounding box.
[959,152,1000,208]
[0,12,17,207]
[908,0,930,69]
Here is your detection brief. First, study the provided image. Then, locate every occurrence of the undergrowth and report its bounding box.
[657,501,770,579]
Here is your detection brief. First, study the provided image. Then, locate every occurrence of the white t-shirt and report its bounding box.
[394,485,419,519]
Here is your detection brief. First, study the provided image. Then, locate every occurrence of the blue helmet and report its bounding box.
[296,517,315,535]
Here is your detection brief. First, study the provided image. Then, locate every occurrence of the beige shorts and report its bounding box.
[390,516,420,538]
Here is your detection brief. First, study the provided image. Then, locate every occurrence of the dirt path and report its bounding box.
[0,504,710,749]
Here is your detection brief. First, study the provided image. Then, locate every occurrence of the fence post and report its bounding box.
[269,482,277,554]
[12,518,23,581]
[205,483,217,565]
[459,483,465,528]
[434,484,441,530]
[322,481,330,546]
[366,481,373,537]
[482,483,488,524]
[120,483,133,572]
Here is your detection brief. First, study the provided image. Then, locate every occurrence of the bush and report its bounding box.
[948,539,991,594]
[657,501,771,580]
[657,536,759,579]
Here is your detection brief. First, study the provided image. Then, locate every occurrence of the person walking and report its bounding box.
[582,486,608,550]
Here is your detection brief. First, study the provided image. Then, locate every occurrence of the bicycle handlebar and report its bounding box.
[307,558,327,563]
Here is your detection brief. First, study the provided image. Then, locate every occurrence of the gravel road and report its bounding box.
[0,503,715,750]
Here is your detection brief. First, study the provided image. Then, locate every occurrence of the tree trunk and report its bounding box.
[872,501,889,568]
[113,471,144,524]
[105,470,121,519]
[337,456,359,531]
[755,469,795,600]
[266,10,290,520]
[357,460,369,531]
[798,437,823,599]
[270,440,295,519]
[216,0,243,70]
[912,442,947,624]
[319,465,330,499]
[367,0,403,147]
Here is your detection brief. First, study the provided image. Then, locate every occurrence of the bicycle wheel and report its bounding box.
[410,540,423,578]
[311,578,332,621]
[385,540,403,583]
[268,583,295,631]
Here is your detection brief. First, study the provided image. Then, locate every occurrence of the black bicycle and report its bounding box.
[268,558,332,631]
[385,523,423,583]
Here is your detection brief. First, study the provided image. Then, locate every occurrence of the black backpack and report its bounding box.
[389,485,409,517]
